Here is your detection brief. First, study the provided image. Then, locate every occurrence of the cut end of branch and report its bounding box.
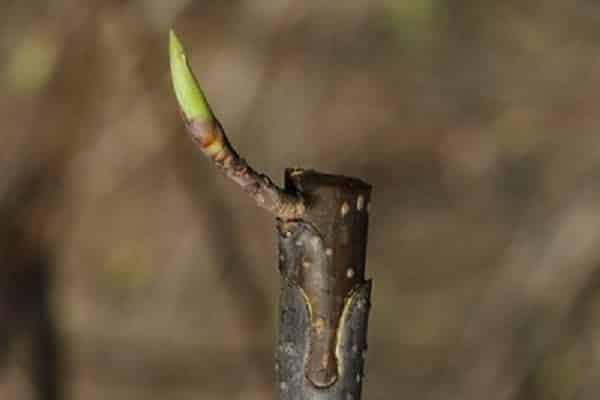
[169,30,214,121]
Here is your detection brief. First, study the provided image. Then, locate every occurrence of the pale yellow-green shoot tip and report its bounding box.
[169,30,213,121]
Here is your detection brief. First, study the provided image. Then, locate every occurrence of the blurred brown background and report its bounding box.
[2,0,600,399]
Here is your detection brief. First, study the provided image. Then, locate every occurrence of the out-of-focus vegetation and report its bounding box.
[2,1,600,399]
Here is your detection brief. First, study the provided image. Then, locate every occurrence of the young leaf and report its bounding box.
[169,30,214,121]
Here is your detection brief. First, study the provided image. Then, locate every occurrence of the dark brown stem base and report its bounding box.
[276,169,372,400]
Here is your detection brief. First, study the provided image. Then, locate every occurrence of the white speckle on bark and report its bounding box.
[357,195,365,211]
[341,202,350,217]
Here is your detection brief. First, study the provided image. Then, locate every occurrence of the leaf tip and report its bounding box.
[168,30,213,121]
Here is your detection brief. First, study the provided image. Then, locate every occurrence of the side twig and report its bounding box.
[169,32,305,220]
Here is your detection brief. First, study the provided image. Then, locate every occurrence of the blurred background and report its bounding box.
[2,0,600,399]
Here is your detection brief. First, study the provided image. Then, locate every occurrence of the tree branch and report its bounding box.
[168,30,373,400]
[169,31,305,220]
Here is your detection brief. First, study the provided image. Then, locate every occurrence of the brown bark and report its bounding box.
[171,30,373,399]
[179,111,374,399]
[184,117,305,220]
[275,169,372,400]
[177,101,374,400]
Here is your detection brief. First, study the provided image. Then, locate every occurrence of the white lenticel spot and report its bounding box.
[341,202,350,217]
[357,195,365,211]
